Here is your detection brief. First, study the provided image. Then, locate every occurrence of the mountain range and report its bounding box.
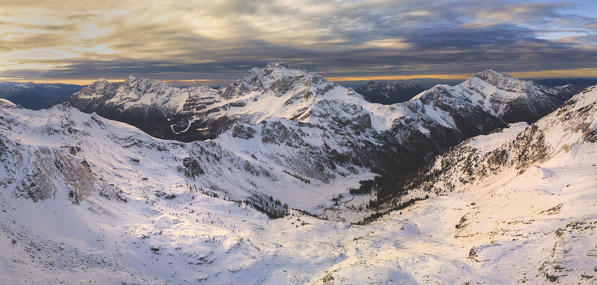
[69,64,575,214]
[0,63,595,283]
[0,82,83,110]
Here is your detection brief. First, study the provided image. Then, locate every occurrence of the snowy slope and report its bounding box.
[0,86,595,284]
[399,85,597,197]
[0,98,15,107]
[0,102,383,216]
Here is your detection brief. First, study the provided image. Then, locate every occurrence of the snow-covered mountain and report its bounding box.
[71,64,568,142]
[0,82,83,110]
[412,69,572,123]
[370,83,596,206]
[352,85,596,283]
[69,65,572,200]
[355,80,425,104]
[1,78,595,283]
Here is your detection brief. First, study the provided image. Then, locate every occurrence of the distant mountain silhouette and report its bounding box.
[0,82,83,109]
[355,80,425,104]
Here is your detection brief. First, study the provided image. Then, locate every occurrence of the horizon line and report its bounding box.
[2,68,597,86]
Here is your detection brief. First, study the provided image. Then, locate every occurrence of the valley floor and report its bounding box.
[1,149,595,284]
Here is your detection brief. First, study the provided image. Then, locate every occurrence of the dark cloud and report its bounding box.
[1,0,597,83]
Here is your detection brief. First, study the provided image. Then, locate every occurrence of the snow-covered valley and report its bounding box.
[0,65,596,284]
[2,156,595,284]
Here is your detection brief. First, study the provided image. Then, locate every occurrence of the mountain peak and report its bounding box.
[476,68,502,75]
[122,76,172,92]
[218,62,330,99]
[259,62,312,79]
[264,62,295,70]
[462,69,543,95]
[472,69,520,86]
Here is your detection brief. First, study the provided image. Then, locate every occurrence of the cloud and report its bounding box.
[1,0,596,84]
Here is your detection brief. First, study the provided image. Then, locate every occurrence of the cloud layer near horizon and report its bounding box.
[1,0,597,84]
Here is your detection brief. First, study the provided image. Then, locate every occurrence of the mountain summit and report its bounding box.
[218,62,330,99]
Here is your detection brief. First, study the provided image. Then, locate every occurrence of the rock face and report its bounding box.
[355,80,425,104]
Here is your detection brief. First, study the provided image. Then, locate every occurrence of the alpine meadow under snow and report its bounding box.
[0,63,596,284]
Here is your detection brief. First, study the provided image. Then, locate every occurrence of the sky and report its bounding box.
[1,0,597,85]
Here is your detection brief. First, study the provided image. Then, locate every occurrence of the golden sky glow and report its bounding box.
[6,67,597,86]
